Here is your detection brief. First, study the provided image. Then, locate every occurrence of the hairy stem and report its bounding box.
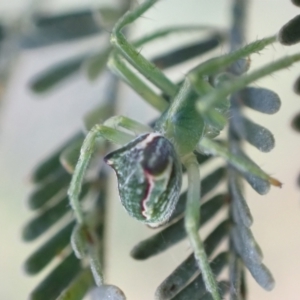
[198,52,300,113]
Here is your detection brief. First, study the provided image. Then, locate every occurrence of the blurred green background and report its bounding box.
[0,1,300,299]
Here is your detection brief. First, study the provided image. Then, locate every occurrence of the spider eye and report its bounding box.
[104,132,182,226]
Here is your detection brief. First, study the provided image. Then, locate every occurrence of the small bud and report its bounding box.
[89,285,126,300]
[278,15,300,45]
[227,57,251,75]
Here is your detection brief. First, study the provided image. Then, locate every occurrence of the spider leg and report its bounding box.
[194,41,300,114]
[198,137,281,187]
[68,124,135,224]
[182,153,221,300]
[69,118,149,287]
[110,0,177,98]
[109,23,223,112]
[108,54,168,112]
[104,115,154,134]
[189,35,276,81]
[110,0,226,107]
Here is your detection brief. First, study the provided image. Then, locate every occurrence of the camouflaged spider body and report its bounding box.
[104,132,182,226]
[67,1,296,299]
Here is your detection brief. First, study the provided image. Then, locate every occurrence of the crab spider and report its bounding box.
[67,1,300,299]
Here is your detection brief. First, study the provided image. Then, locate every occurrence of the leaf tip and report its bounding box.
[269,177,282,188]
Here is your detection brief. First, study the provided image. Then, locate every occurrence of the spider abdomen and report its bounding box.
[104,133,182,227]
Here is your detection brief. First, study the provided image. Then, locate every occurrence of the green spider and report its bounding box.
[68,1,300,299]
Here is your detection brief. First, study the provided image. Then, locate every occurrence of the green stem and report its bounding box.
[183,154,221,300]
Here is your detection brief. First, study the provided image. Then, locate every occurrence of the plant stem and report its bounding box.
[183,153,221,300]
